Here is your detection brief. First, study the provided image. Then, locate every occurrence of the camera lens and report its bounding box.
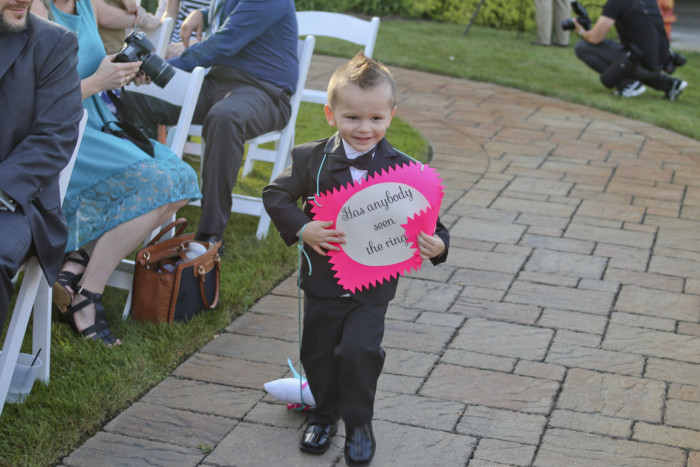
[561,18,575,31]
[141,53,176,88]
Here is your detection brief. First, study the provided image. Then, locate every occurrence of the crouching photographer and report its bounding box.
[571,0,688,100]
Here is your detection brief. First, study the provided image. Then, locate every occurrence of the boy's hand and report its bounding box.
[300,221,346,256]
[417,231,445,260]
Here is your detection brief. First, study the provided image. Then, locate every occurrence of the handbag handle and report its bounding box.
[147,218,189,247]
[197,255,221,309]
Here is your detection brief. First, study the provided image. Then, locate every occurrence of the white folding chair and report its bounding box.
[126,17,175,56]
[104,66,206,319]
[296,11,380,105]
[184,35,316,239]
[123,66,206,158]
[0,109,87,416]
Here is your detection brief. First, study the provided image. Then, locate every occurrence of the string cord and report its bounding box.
[293,223,312,410]
[395,149,424,171]
[307,153,328,207]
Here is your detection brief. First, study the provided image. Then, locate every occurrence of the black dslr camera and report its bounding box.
[562,1,592,31]
[114,31,175,88]
[664,50,687,74]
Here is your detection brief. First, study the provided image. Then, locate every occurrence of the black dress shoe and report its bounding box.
[195,232,224,254]
[299,422,338,454]
[344,423,375,466]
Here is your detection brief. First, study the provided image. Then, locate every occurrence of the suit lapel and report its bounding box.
[0,26,30,80]
[369,138,399,176]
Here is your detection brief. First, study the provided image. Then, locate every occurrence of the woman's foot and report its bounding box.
[68,287,121,347]
[52,249,90,311]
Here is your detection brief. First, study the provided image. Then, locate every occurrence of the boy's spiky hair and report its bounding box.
[327,52,397,108]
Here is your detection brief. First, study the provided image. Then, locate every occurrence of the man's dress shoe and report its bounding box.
[344,423,375,466]
[299,422,337,454]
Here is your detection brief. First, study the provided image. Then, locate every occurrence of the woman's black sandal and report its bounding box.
[66,287,119,346]
[52,249,90,310]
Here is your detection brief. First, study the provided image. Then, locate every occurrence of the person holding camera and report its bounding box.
[123,0,299,248]
[31,0,201,346]
[572,0,688,100]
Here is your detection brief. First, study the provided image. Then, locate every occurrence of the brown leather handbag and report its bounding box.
[131,218,221,323]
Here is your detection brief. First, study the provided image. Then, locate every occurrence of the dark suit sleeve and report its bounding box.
[262,147,316,246]
[430,218,450,265]
[0,31,82,210]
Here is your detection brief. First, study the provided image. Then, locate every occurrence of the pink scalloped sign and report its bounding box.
[311,162,444,293]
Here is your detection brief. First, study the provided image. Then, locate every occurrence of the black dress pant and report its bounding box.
[0,210,33,330]
[301,292,388,428]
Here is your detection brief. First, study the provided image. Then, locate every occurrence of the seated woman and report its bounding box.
[32,0,201,346]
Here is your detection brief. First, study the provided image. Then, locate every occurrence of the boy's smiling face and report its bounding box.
[325,82,396,153]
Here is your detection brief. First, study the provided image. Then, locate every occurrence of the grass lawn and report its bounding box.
[2,19,698,466]
[317,19,700,141]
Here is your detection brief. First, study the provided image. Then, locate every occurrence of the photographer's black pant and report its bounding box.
[575,39,673,92]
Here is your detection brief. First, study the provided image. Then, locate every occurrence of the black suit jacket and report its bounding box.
[263,133,450,304]
[0,14,83,282]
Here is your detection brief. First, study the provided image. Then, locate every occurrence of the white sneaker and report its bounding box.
[614,80,646,98]
[665,79,688,101]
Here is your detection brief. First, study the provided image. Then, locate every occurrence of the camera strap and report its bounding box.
[102,120,155,157]
[106,89,132,123]
[101,90,155,157]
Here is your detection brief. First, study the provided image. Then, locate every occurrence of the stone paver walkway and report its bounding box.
[63,56,700,467]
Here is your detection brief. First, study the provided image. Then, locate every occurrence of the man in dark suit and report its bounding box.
[0,0,83,328]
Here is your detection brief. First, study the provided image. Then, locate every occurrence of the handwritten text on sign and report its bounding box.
[311,162,444,293]
[337,183,429,267]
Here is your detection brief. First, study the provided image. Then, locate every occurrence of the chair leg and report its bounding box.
[122,289,134,321]
[242,149,255,177]
[32,278,52,382]
[0,258,43,416]
[255,212,272,239]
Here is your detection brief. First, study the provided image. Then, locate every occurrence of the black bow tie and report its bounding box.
[330,151,373,172]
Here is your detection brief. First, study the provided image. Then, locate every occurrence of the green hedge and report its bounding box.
[143,0,602,33]
[295,0,537,31]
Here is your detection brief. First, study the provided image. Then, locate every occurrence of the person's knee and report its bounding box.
[158,200,188,222]
[203,103,245,137]
[337,337,381,363]
[0,259,18,287]
[156,199,188,218]
[171,199,189,211]
[0,216,32,281]
[574,40,589,61]
[0,244,28,296]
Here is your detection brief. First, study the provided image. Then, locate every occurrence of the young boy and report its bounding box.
[262,53,450,466]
